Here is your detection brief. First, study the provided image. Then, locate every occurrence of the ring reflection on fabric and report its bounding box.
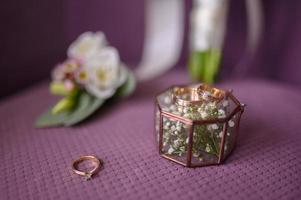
[72,155,102,180]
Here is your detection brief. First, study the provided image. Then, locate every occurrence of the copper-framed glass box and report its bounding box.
[155,84,245,167]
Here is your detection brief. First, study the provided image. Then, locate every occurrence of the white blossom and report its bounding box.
[67,32,107,62]
[84,47,127,99]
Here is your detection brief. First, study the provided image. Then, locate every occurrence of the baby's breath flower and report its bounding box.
[183,107,189,114]
[170,105,177,111]
[228,120,235,127]
[212,124,219,130]
[178,107,183,113]
[173,139,181,148]
[172,111,181,116]
[164,96,172,104]
[183,113,190,118]
[218,109,226,118]
[222,100,229,107]
[207,124,218,131]
[205,145,211,153]
[176,125,182,132]
[179,146,186,152]
[200,111,208,119]
[219,131,223,138]
[193,152,200,158]
[201,91,211,101]
[168,147,175,154]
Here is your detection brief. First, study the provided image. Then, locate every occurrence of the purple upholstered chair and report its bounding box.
[0,0,300,199]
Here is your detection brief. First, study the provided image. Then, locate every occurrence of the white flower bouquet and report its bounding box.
[36,32,135,127]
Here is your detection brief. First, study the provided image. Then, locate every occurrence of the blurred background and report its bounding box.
[0,0,301,99]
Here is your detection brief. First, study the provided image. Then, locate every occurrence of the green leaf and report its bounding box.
[36,92,105,128]
[115,68,136,98]
[35,108,71,128]
[63,93,105,126]
[51,96,76,114]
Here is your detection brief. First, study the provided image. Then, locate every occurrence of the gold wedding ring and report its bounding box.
[72,155,102,180]
[172,84,225,107]
[172,86,201,107]
[197,84,225,101]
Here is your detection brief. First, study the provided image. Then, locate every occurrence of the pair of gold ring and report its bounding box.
[72,155,102,180]
[172,84,225,107]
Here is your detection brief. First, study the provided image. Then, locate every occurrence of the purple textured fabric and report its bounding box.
[1,71,301,200]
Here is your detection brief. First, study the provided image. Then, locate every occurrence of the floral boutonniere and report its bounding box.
[36,32,136,128]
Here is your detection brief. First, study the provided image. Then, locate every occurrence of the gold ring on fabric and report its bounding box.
[72,155,102,180]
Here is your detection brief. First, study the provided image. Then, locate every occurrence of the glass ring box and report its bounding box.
[155,84,245,167]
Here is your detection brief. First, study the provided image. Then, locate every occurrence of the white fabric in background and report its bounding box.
[134,0,185,81]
